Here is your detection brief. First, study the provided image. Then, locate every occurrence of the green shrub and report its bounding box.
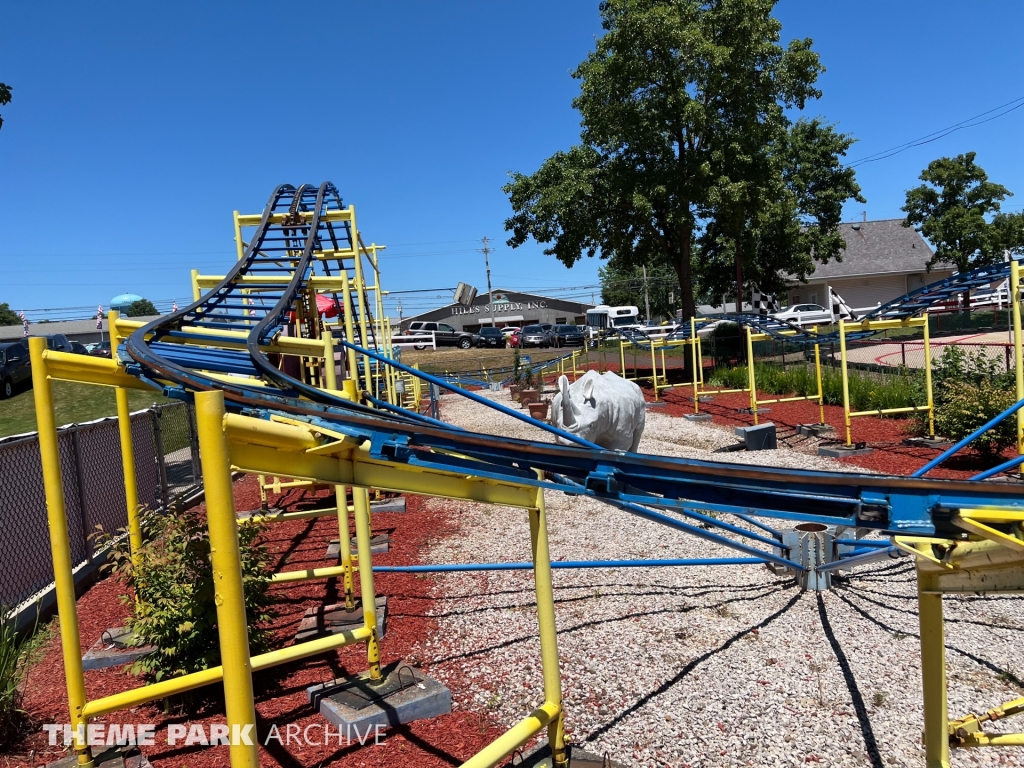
[932,344,1013,398]
[100,507,273,687]
[0,614,30,749]
[933,380,1016,456]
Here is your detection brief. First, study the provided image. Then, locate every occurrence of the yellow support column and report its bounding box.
[530,486,567,768]
[814,338,826,426]
[917,568,950,768]
[350,209,373,395]
[194,391,259,768]
[339,269,360,400]
[690,319,700,415]
[649,338,658,399]
[746,327,759,426]
[352,486,382,680]
[336,485,356,609]
[922,312,936,438]
[1012,259,1024,470]
[191,269,201,302]
[115,387,143,561]
[30,338,93,768]
[839,318,853,446]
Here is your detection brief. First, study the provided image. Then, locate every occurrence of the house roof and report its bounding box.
[802,219,934,280]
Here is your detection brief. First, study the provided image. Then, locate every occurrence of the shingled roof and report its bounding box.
[807,218,934,279]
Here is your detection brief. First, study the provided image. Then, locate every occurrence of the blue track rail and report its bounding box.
[121,183,1024,548]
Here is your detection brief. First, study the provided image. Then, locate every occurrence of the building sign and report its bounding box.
[450,300,547,316]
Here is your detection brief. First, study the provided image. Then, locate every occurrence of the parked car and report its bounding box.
[549,324,585,347]
[0,341,32,399]
[406,321,479,350]
[500,326,520,338]
[87,340,112,358]
[70,341,90,355]
[771,304,832,327]
[32,333,74,352]
[519,324,552,348]
[476,327,507,348]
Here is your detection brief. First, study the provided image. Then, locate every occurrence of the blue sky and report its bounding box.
[2,1,1023,321]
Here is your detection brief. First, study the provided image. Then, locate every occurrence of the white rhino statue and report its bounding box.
[550,370,646,452]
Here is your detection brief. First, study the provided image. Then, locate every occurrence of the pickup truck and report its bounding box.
[0,341,32,398]
[405,321,479,350]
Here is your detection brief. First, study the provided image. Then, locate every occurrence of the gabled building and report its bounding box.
[787,219,951,312]
[400,289,593,333]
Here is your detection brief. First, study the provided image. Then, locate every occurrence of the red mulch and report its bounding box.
[10,476,504,768]
[643,385,1016,480]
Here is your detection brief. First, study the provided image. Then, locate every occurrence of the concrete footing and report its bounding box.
[735,423,777,450]
[47,746,151,768]
[81,627,154,671]
[818,444,874,458]
[796,423,834,438]
[327,533,390,559]
[370,497,406,514]
[684,413,713,422]
[294,597,387,643]
[902,436,953,449]
[518,742,626,767]
[645,401,667,408]
[308,661,451,732]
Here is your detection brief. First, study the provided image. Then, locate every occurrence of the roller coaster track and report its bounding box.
[637,260,1018,347]
[121,183,1024,542]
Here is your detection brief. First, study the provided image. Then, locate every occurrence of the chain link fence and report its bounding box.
[0,402,202,617]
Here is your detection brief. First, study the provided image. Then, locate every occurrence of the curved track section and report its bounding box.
[121,184,1024,539]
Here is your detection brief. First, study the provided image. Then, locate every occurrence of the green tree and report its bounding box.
[126,298,159,317]
[504,0,846,319]
[0,303,19,326]
[598,256,679,320]
[902,152,1024,311]
[698,118,863,304]
[0,83,10,131]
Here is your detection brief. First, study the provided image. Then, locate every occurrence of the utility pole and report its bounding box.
[397,299,403,326]
[481,236,495,328]
[641,264,651,322]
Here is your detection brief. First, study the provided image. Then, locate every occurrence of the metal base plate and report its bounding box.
[517,742,626,767]
[326,533,390,559]
[308,661,452,731]
[294,597,386,643]
[797,423,834,437]
[818,444,874,458]
[82,627,155,671]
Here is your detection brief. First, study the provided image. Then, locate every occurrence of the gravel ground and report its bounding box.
[417,389,1024,767]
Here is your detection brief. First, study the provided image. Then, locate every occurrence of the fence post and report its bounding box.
[922,314,936,438]
[151,408,170,512]
[902,342,907,368]
[839,319,853,447]
[70,426,93,560]
[188,403,202,481]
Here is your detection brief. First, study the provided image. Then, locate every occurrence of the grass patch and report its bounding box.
[0,380,162,439]
[708,363,924,414]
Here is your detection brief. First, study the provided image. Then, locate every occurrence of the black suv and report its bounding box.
[476,327,506,348]
[0,341,32,398]
[549,324,585,347]
[406,321,479,350]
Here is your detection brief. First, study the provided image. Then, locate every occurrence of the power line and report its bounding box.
[846,94,1024,168]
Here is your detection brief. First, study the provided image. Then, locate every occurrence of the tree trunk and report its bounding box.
[673,237,697,321]
[735,248,744,315]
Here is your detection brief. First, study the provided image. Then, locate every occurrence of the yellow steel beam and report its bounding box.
[30,338,93,767]
[953,509,1024,554]
[195,391,258,768]
[41,350,155,392]
[226,441,536,508]
[459,702,561,768]
[235,209,352,227]
[81,625,372,719]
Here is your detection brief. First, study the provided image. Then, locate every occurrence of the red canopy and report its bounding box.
[316,294,342,317]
